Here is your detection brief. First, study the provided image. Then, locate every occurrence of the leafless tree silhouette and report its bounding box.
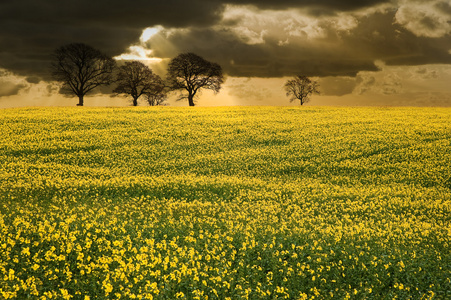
[145,92,168,106]
[167,53,224,106]
[114,61,166,106]
[52,43,116,106]
[284,75,320,105]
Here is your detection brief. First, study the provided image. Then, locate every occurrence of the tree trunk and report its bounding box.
[132,97,138,106]
[77,95,84,106]
[188,94,195,106]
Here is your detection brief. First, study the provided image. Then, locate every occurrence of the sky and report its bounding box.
[0,0,451,107]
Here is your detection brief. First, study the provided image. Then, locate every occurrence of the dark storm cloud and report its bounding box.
[225,0,391,12]
[150,5,451,77]
[343,11,451,66]
[0,0,390,77]
[145,8,450,78]
[0,0,224,28]
[0,0,225,79]
[0,0,450,83]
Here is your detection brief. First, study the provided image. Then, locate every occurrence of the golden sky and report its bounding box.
[0,0,450,107]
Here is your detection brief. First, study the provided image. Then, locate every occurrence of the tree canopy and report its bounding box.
[284,75,320,105]
[51,43,116,106]
[167,53,224,106]
[113,61,166,106]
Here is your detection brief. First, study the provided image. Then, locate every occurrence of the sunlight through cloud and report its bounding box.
[140,26,164,42]
[114,46,162,63]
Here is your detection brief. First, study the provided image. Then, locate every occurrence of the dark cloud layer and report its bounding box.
[224,0,391,12]
[0,0,225,79]
[147,9,450,77]
[0,0,450,83]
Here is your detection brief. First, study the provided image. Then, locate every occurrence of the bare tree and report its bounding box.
[51,43,116,106]
[167,53,224,106]
[145,76,167,106]
[114,61,166,106]
[146,92,168,106]
[284,75,320,105]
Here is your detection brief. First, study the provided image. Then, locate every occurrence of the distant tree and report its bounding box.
[167,53,224,106]
[284,75,320,105]
[114,61,166,106]
[145,91,168,106]
[145,77,167,106]
[51,43,116,106]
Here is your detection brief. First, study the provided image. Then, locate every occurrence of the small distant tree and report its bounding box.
[284,75,320,105]
[146,91,168,106]
[167,53,224,106]
[52,43,116,106]
[114,61,166,106]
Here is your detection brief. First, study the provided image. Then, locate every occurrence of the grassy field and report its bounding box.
[0,106,450,299]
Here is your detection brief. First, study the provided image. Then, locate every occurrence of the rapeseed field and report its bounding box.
[0,106,450,299]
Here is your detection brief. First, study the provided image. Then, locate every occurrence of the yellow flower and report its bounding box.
[298,292,308,300]
[21,247,30,256]
[103,282,113,294]
[8,269,15,281]
[60,289,71,300]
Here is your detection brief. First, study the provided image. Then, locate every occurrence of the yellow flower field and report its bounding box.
[0,106,450,299]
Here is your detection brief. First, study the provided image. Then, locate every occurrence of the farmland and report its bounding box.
[0,106,450,299]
